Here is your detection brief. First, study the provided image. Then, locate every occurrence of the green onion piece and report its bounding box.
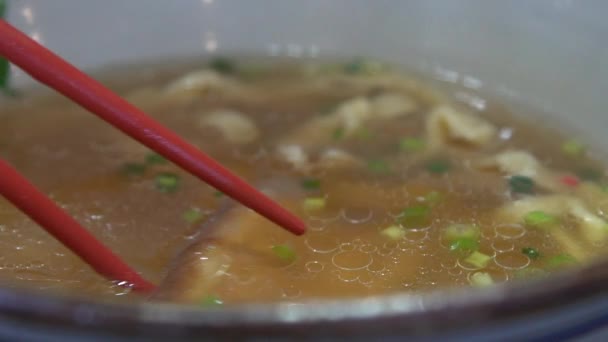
[356,127,372,140]
[449,238,479,253]
[368,159,390,174]
[426,160,450,174]
[183,208,204,224]
[0,0,9,95]
[464,251,492,269]
[521,247,540,260]
[577,168,603,182]
[301,178,321,190]
[397,205,431,228]
[444,223,480,242]
[303,197,326,211]
[562,139,585,157]
[399,138,426,152]
[201,295,223,307]
[213,191,224,198]
[423,191,443,206]
[145,152,168,165]
[381,225,405,240]
[121,162,146,176]
[523,210,558,229]
[332,127,345,140]
[343,59,386,75]
[546,254,577,269]
[155,172,180,193]
[509,175,535,194]
[209,57,235,74]
[470,272,494,287]
[271,245,296,262]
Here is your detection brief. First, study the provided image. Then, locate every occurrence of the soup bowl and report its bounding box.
[2,0,608,340]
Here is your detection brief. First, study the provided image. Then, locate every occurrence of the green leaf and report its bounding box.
[524,211,558,229]
[301,178,321,190]
[449,238,479,253]
[303,197,326,211]
[464,251,492,268]
[145,152,168,165]
[183,208,205,224]
[509,175,535,194]
[271,245,296,262]
[426,159,450,174]
[201,295,223,307]
[397,205,431,228]
[209,57,235,74]
[521,247,540,260]
[155,172,180,193]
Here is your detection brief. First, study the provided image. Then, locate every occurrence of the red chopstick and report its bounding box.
[0,20,306,236]
[0,159,156,292]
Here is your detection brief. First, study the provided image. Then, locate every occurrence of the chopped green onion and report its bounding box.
[343,59,386,75]
[301,178,321,190]
[145,152,168,165]
[399,138,426,152]
[155,173,180,193]
[426,160,450,174]
[464,251,492,269]
[577,168,603,182]
[356,127,372,140]
[183,208,205,224]
[523,210,558,229]
[562,139,585,157]
[449,238,479,253]
[368,159,390,174]
[423,191,443,206]
[470,272,494,287]
[271,245,296,262]
[509,175,535,194]
[546,254,577,269]
[213,191,224,198]
[303,197,326,211]
[121,162,146,176]
[521,247,540,260]
[209,57,235,74]
[444,223,480,242]
[201,295,223,307]
[397,205,431,228]
[332,127,345,140]
[0,0,9,95]
[381,225,405,240]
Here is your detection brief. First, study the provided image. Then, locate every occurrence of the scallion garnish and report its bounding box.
[397,205,431,228]
[381,225,405,240]
[423,191,443,206]
[301,178,321,190]
[449,238,479,253]
[562,139,585,157]
[183,208,205,224]
[470,272,494,287]
[399,137,425,152]
[426,159,450,174]
[368,159,390,174]
[145,152,168,165]
[271,245,296,262]
[524,210,557,229]
[522,247,540,259]
[155,172,180,193]
[508,175,535,194]
[444,223,480,242]
[0,0,11,96]
[546,254,577,269]
[464,251,492,269]
[201,295,223,307]
[121,162,146,176]
[332,127,345,140]
[303,197,326,211]
[209,57,235,74]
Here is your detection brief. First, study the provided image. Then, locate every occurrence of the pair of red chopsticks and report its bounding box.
[0,20,306,293]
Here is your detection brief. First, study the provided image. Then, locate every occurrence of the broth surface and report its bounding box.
[0,59,606,304]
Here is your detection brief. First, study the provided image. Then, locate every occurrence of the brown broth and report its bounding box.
[0,59,606,304]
